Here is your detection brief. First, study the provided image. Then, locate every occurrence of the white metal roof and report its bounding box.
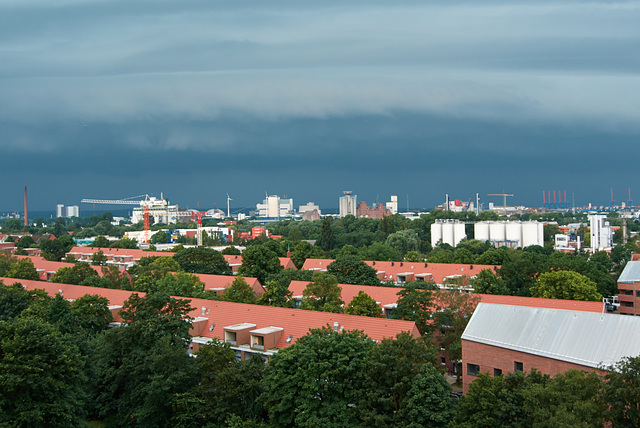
[251,326,284,335]
[618,260,640,283]
[223,322,256,331]
[462,303,640,369]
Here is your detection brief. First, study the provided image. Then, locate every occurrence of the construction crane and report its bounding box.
[81,194,159,244]
[487,193,514,215]
[190,211,207,246]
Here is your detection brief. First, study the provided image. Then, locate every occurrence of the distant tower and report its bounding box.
[339,191,357,218]
[386,195,398,214]
[23,186,28,226]
[57,204,65,218]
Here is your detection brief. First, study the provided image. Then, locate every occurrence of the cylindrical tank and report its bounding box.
[475,222,490,242]
[506,222,522,247]
[453,223,466,246]
[442,222,454,246]
[431,222,443,247]
[489,222,505,243]
[522,221,540,247]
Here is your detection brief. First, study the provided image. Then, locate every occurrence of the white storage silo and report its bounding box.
[442,222,454,246]
[489,221,506,243]
[522,221,541,247]
[431,222,443,247]
[475,222,490,242]
[453,222,466,246]
[506,222,522,247]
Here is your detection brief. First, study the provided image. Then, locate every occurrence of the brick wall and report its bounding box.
[462,339,594,393]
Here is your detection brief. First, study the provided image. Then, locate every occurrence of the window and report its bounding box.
[224,331,237,345]
[514,361,523,372]
[441,357,447,365]
[494,368,503,377]
[467,363,480,377]
[636,291,640,297]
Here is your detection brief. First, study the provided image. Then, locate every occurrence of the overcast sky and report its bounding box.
[1,0,639,213]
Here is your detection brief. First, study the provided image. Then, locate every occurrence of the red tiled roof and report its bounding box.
[193,273,265,296]
[223,254,298,272]
[67,246,170,259]
[632,254,640,261]
[289,280,603,313]
[2,279,420,348]
[301,258,499,284]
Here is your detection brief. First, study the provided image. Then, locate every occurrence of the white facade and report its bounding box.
[431,219,467,247]
[339,191,357,218]
[299,202,321,215]
[474,221,543,248]
[256,195,294,218]
[131,197,180,225]
[56,204,79,218]
[386,195,398,214]
[589,214,613,252]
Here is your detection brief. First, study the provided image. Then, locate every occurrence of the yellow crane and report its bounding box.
[488,193,514,215]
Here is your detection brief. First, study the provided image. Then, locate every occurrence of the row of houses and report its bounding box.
[3,278,419,361]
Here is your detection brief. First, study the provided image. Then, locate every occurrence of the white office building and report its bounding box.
[56,204,79,218]
[256,195,294,218]
[386,195,398,215]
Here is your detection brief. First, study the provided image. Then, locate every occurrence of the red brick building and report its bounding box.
[617,260,640,315]
[356,201,391,219]
[461,303,640,393]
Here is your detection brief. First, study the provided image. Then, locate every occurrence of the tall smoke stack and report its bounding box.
[23,186,28,227]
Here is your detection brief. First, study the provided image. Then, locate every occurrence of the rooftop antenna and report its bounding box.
[226,193,233,218]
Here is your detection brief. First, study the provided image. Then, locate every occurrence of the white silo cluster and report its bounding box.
[431,219,467,247]
[474,221,543,248]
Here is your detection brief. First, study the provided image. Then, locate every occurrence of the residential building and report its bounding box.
[339,191,357,218]
[10,280,421,360]
[461,303,640,393]
[56,204,79,218]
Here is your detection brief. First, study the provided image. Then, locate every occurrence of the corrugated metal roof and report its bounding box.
[462,303,640,369]
[618,260,640,283]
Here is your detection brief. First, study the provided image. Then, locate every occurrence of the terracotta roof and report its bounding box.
[223,254,298,271]
[632,254,640,261]
[289,280,603,313]
[301,258,500,285]
[2,279,420,348]
[67,246,170,259]
[193,273,265,296]
[14,255,124,280]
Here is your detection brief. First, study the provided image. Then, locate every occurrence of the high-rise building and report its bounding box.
[589,214,613,252]
[66,205,79,218]
[339,191,357,218]
[56,204,65,218]
[256,195,294,218]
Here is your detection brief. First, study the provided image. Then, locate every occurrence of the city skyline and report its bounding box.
[1,1,639,211]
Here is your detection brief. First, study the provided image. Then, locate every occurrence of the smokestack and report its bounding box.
[23,186,28,227]
[542,190,546,207]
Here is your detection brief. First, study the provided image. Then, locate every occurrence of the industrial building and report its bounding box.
[255,195,294,218]
[130,196,185,225]
[386,195,398,214]
[431,219,467,247]
[339,191,357,218]
[474,221,544,248]
[56,204,79,218]
[461,303,640,393]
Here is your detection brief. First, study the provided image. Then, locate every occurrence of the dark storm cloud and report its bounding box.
[0,0,639,210]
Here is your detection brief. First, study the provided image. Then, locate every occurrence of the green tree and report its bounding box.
[360,332,438,425]
[472,268,509,295]
[317,216,336,251]
[70,294,114,334]
[6,257,39,280]
[93,293,197,427]
[289,240,323,269]
[108,237,139,249]
[221,246,242,255]
[394,283,436,335]
[0,281,34,321]
[327,255,381,286]
[91,249,108,266]
[345,290,383,317]
[300,272,344,313]
[0,316,87,427]
[91,235,110,247]
[222,275,257,304]
[238,245,283,284]
[151,230,171,244]
[260,327,375,427]
[602,356,640,426]
[258,279,294,308]
[531,270,602,301]
[385,229,420,257]
[432,290,481,367]
[173,247,232,275]
[404,363,454,427]
[51,263,98,285]
[40,235,75,261]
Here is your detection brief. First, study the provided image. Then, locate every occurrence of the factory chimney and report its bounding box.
[23,186,28,226]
